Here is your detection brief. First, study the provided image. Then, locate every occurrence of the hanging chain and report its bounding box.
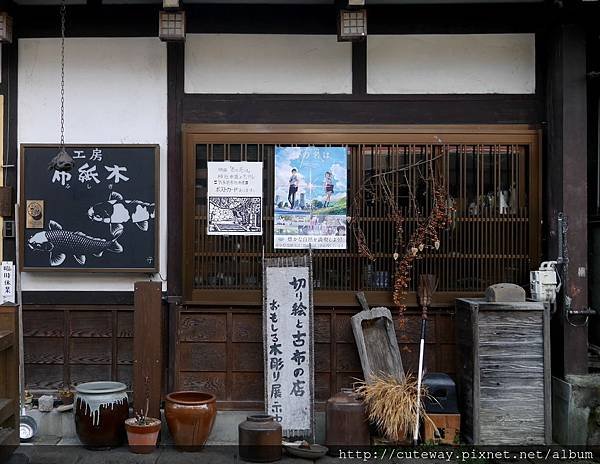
[59,0,66,148]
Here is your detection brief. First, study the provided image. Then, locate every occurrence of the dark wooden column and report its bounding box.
[166,42,184,393]
[133,282,163,419]
[1,39,18,263]
[546,23,588,376]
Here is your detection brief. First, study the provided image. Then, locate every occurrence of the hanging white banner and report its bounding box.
[264,257,314,439]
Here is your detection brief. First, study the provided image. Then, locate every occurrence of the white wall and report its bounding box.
[367,34,535,94]
[18,37,167,291]
[185,34,352,94]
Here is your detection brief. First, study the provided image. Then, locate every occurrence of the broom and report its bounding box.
[413,274,438,446]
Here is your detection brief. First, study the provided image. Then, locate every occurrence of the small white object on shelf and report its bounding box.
[37,395,54,412]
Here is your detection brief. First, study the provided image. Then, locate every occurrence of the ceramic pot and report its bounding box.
[74,381,129,449]
[165,391,216,450]
[238,415,282,462]
[326,388,370,455]
[125,418,161,454]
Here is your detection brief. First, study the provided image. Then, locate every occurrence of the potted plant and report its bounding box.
[125,397,161,454]
[125,399,161,454]
[58,385,74,405]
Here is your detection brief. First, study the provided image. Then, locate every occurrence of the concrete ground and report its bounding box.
[11,445,336,464]
[8,443,600,464]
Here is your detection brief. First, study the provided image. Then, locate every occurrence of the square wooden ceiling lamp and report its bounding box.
[159,10,186,42]
[337,8,367,42]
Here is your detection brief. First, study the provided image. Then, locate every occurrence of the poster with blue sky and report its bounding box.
[274,146,348,250]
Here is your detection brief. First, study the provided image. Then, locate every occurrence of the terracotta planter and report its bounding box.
[125,418,161,454]
[74,381,129,449]
[165,391,216,450]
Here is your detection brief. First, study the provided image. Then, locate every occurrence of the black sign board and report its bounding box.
[20,145,159,272]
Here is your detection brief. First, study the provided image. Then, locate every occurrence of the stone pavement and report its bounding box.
[7,442,600,464]
[9,446,383,464]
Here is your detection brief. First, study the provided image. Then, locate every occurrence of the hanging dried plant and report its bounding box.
[355,373,435,443]
[392,176,454,311]
[349,152,454,329]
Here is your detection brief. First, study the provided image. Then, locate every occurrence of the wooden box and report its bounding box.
[455,299,551,445]
[424,413,460,445]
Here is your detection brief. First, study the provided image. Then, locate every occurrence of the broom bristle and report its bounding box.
[418,274,439,308]
[355,373,435,443]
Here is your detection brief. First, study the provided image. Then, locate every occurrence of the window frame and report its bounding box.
[182,124,541,306]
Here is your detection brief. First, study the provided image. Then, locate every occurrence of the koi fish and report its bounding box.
[88,192,156,235]
[28,220,123,266]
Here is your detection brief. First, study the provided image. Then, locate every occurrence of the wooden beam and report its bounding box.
[182,95,542,126]
[133,282,163,420]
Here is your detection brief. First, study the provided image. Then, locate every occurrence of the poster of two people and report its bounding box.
[274,146,348,250]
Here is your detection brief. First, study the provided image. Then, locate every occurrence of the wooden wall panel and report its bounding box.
[336,343,362,372]
[117,312,134,337]
[23,339,64,364]
[179,372,226,397]
[314,314,331,343]
[70,365,112,385]
[315,373,331,402]
[22,311,64,337]
[179,342,227,371]
[69,339,112,365]
[23,305,134,393]
[315,343,331,372]
[232,343,263,371]
[117,365,133,390]
[24,364,63,390]
[180,313,227,342]
[176,306,457,409]
[230,373,263,401]
[231,314,262,342]
[70,312,112,337]
[117,339,133,365]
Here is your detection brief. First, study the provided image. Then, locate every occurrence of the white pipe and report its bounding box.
[413,336,425,444]
[15,203,25,414]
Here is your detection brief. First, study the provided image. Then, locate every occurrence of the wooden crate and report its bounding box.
[424,413,460,445]
[0,304,20,460]
[455,298,550,445]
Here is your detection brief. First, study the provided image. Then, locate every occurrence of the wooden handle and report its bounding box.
[355,292,370,312]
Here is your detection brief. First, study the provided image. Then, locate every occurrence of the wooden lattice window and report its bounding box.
[183,126,540,302]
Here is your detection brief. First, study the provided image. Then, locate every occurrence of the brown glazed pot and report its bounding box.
[125,417,161,454]
[326,388,370,455]
[74,381,129,449]
[165,391,217,450]
[238,415,282,462]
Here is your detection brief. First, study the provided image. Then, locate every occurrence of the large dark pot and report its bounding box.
[238,414,282,462]
[326,388,370,455]
[74,381,129,449]
[165,391,217,450]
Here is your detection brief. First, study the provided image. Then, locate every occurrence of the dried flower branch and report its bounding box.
[349,150,454,323]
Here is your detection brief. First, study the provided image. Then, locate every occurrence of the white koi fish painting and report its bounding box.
[87,192,156,235]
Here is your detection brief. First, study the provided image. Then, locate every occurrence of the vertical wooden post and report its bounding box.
[133,281,163,420]
[166,41,185,394]
[546,24,589,376]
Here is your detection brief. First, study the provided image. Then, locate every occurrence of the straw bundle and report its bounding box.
[355,373,433,443]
